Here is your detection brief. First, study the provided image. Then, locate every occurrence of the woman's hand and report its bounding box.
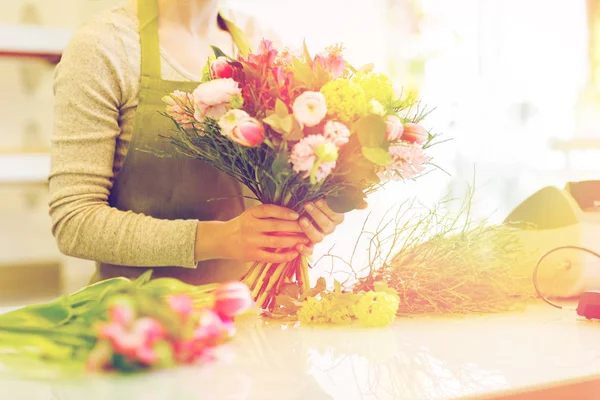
[296,199,368,256]
[196,204,308,264]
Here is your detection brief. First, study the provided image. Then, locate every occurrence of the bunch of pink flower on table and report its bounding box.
[87,282,252,372]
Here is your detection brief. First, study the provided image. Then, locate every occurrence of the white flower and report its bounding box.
[292,91,327,127]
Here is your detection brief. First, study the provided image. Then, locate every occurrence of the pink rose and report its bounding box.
[231,117,265,147]
[385,115,404,141]
[210,56,234,79]
[401,123,428,144]
[213,282,253,318]
[323,120,350,147]
[192,78,242,121]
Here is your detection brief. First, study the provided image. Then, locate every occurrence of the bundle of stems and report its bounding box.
[326,188,535,315]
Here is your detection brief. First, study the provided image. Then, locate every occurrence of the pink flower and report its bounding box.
[385,115,404,141]
[218,109,250,137]
[246,39,278,68]
[163,90,197,130]
[210,56,234,79]
[323,120,350,147]
[290,135,338,183]
[292,91,327,127]
[401,123,428,144]
[313,50,346,80]
[97,317,165,365]
[172,308,225,363]
[274,47,302,67]
[219,315,236,339]
[213,282,252,318]
[231,117,265,147]
[192,78,242,121]
[382,143,430,180]
[167,294,194,320]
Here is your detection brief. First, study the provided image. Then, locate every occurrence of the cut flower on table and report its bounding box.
[0,272,252,376]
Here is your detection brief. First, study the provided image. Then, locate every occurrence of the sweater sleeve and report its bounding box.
[48,21,199,268]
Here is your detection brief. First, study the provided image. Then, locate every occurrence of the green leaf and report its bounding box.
[334,280,342,293]
[280,115,294,134]
[263,114,284,134]
[357,63,375,74]
[326,186,365,213]
[362,147,393,166]
[314,61,331,86]
[134,270,153,286]
[275,99,289,118]
[271,151,291,177]
[282,119,304,141]
[218,17,252,58]
[211,45,228,59]
[303,40,313,64]
[356,114,387,148]
[293,58,315,87]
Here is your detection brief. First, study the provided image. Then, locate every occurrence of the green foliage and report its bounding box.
[0,272,217,376]
[356,114,387,148]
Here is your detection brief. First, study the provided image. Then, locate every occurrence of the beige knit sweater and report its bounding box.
[49,4,271,269]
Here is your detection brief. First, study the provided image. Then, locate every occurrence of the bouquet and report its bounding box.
[160,39,435,310]
[0,272,252,375]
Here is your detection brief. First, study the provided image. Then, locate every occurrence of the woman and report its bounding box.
[49,0,349,285]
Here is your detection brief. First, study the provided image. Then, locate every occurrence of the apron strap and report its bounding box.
[137,0,253,79]
[138,0,161,78]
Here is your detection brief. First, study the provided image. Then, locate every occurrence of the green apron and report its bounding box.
[93,0,249,285]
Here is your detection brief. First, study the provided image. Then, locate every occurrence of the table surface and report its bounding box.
[1,303,600,400]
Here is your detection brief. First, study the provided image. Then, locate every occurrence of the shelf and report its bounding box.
[0,153,50,184]
[0,24,71,63]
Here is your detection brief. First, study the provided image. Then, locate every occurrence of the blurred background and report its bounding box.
[0,0,598,304]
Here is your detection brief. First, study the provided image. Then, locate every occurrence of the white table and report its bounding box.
[1,304,599,400]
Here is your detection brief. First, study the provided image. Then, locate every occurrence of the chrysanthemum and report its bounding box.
[320,79,367,125]
[380,143,430,180]
[290,134,338,184]
[353,72,395,108]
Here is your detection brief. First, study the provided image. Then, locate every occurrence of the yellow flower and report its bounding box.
[298,297,327,324]
[353,291,399,328]
[353,73,395,108]
[320,79,368,125]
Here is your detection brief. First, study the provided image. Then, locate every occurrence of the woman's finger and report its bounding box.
[250,204,299,220]
[304,202,335,234]
[299,217,325,244]
[296,242,314,256]
[254,249,299,263]
[314,199,344,224]
[257,219,304,234]
[258,234,308,249]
